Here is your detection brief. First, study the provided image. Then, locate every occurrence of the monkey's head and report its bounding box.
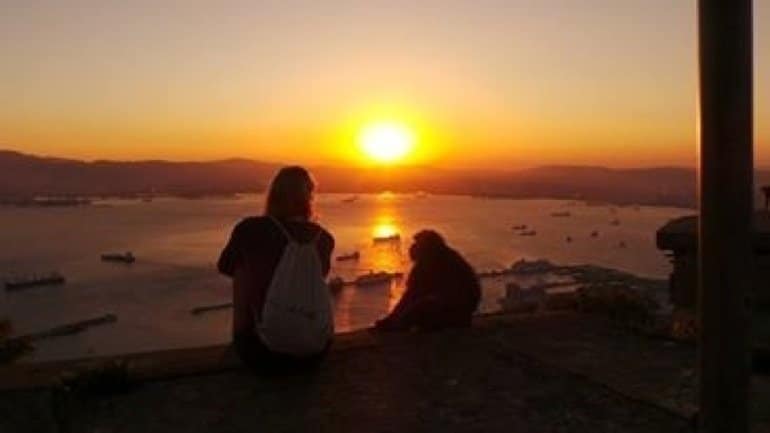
[409,230,447,262]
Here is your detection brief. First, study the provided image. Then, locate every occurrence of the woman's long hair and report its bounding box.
[264,166,316,220]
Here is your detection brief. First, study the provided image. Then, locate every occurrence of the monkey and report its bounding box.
[374,230,481,331]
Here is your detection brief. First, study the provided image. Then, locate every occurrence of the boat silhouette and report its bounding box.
[101,252,136,264]
[335,251,360,262]
[373,233,401,244]
[5,272,66,291]
[354,271,402,287]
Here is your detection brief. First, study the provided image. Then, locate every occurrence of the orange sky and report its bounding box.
[1,1,768,169]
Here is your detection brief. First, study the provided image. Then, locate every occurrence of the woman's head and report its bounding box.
[265,166,316,220]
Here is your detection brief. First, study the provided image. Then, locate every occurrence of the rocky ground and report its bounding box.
[1,312,768,433]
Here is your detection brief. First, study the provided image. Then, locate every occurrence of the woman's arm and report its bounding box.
[232,264,256,336]
[218,221,248,277]
[219,219,257,336]
[318,230,335,277]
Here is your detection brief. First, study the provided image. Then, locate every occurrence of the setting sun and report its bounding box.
[359,122,414,163]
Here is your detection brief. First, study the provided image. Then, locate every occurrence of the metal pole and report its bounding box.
[698,0,753,432]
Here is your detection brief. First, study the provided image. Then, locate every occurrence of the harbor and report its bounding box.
[0,194,691,361]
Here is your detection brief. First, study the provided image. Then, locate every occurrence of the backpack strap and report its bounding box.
[268,216,293,242]
[269,216,323,245]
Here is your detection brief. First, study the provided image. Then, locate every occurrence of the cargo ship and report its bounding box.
[5,272,66,291]
[373,233,401,244]
[101,252,136,264]
[335,251,360,262]
[354,271,403,287]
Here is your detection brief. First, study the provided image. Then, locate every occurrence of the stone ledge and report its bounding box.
[0,312,555,391]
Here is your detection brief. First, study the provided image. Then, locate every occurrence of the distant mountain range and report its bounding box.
[2,149,768,208]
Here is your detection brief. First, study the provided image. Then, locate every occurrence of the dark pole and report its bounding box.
[698,0,753,432]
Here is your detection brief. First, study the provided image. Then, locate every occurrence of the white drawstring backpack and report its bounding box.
[256,217,334,356]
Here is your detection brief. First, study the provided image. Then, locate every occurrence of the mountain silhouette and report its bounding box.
[3,149,767,208]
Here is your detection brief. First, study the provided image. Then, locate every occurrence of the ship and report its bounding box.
[478,268,509,279]
[508,259,555,275]
[5,272,66,291]
[511,224,528,231]
[341,195,359,203]
[101,252,136,264]
[2,197,92,208]
[373,233,401,244]
[354,271,402,287]
[335,251,361,262]
[14,314,117,341]
[191,303,233,315]
[519,230,537,236]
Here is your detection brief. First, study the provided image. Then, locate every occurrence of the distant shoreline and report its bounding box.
[0,191,698,211]
[7,148,767,209]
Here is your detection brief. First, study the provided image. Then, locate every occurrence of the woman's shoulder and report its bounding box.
[231,216,275,238]
[233,215,264,229]
[308,221,335,246]
[250,217,333,245]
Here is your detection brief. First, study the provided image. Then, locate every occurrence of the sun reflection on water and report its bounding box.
[371,220,408,312]
[329,211,415,329]
[372,222,399,239]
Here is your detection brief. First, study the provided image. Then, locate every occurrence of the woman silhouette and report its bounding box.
[218,166,335,371]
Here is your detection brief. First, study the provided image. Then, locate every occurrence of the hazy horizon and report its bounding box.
[2,1,769,169]
[0,146,742,171]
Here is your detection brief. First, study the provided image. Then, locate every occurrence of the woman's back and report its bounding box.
[218,216,335,337]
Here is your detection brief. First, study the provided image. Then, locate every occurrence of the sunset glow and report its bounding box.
[359,122,414,164]
[0,2,769,167]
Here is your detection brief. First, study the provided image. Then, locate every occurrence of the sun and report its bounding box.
[359,122,414,163]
